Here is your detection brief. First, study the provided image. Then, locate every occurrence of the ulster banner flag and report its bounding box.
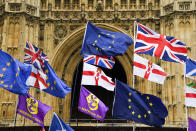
[81,63,115,91]
[133,54,167,84]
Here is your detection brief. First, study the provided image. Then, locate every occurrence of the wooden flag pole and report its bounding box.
[184,64,188,131]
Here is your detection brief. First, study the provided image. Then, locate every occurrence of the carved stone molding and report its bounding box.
[54,25,67,40]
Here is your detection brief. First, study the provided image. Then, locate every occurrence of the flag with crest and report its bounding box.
[81,63,115,91]
[0,50,32,95]
[185,81,196,107]
[17,93,52,127]
[133,54,167,84]
[134,23,187,63]
[78,86,109,122]
[83,55,115,69]
[80,22,133,56]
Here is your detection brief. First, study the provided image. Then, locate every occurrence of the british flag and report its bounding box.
[24,41,49,71]
[83,55,115,69]
[134,23,187,63]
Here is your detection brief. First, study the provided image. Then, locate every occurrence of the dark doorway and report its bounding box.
[70,58,127,122]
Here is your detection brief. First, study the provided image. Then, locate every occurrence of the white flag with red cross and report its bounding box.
[81,63,115,91]
[133,54,167,84]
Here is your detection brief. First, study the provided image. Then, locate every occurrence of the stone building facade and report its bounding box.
[0,0,196,129]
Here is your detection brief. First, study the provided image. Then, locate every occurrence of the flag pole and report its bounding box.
[132,20,137,131]
[69,58,81,125]
[13,96,19,127]
[184,63,188,131]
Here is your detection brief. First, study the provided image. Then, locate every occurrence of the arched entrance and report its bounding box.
[50,23,134,121]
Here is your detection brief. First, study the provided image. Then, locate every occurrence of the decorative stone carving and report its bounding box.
[96,0,103,11]
[54,25,67,39]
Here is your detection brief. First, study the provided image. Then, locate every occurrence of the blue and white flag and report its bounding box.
[49,112,74,131]
[186,58,196,77]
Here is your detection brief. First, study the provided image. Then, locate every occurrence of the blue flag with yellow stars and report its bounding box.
[43,62,72,98]
[113,80,168,127]
[80,22,133,56]
[0,50,32,95]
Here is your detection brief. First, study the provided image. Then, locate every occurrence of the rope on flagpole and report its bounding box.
[184,63,188,131]
[132,20,137,131]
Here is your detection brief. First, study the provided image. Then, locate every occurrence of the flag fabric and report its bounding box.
[24,41,49,71]
[80,22,133,56]
[112,80,168,127]
[78,86,109,122]
[83,55,115,69]
[0,50,32,95]
[43,62,72,98]
[81,63,115,91]
[26,66,48,90]
[134,23,187,63]
[186,58,196,77]
[189,117,196,131]
[49,112,74,131]
[133,54,166,84]
[16,93,52,127]
[185,81,196,107]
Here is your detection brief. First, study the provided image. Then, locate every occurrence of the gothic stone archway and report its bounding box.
[50,23,134,121]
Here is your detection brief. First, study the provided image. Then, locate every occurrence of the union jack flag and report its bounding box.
[134,23,187,63]
[24,41,49,71]
[83,55,115,69]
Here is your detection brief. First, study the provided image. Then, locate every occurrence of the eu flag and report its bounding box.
[0,50,32,95]
[43,62,72,98]
[113,80,168,127]
[49,112,74,131]
[80,22,133,56]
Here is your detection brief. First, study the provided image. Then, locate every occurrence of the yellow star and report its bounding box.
[17,67,20,71]
[4,85,8,87]
[128,99,131,102]
[147,96,150,100]
[149,103,153,106]
[10,85,13,88]
[144,114,147,118]
[54,81,56,85]
[6,62,10,66]
[47,83,50,87]
[111,35,115,38]
[45,69,49,74]
[98,35,101,38]
[101,32,104,34]
[96,47,99,50]
[128,105,131,109]
[2,68,6,71]
[0,74,3,78]
[138,115,141,118]
[92,43,95,46]
[16,73,18,77]
[51,86,53,90]
[108,46,112,48]
[129,92,132,96]
[95,40,98,43]
[46,76,48,80]
[148,111,151,114]
[0,81,4,84]
[112,40,115,44]
[132,111,135,115]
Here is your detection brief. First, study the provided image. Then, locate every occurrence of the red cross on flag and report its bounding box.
[26,66,48,90]
[81,63,115,91]
[133,54,167,84]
